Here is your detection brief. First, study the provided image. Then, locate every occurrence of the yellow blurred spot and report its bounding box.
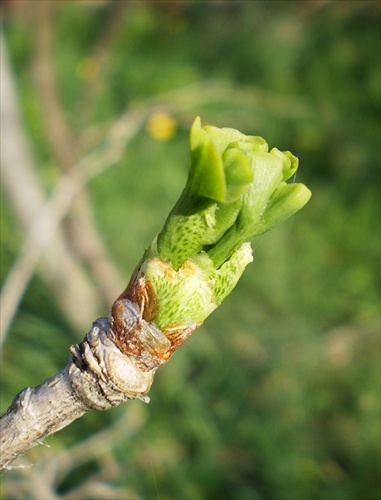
[146,112,177,141]
[76,58,100,82]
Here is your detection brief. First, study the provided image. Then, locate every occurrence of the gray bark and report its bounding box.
[0,312,159,471]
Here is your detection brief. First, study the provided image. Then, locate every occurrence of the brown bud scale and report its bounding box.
[109,266,201,370]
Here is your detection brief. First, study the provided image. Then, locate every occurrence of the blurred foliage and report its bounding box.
[1,1,380,499]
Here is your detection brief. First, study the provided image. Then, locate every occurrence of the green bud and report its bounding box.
[139,242,253,331]
[114,117,311,359]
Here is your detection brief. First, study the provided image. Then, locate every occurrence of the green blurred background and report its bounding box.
[1,1,380,499]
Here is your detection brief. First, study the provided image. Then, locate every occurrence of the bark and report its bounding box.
[0,311,161,471]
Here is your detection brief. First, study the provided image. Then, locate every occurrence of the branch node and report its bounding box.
[68,317,155,411]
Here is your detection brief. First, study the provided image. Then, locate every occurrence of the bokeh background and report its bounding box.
[1,1,380,499]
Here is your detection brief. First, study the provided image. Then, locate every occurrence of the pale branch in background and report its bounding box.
[33,1,124,306]
[0,117,311,471]
[0,31,102,340]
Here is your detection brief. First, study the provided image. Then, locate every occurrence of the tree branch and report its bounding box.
[0,315,155,471]
[0,117,311,472]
